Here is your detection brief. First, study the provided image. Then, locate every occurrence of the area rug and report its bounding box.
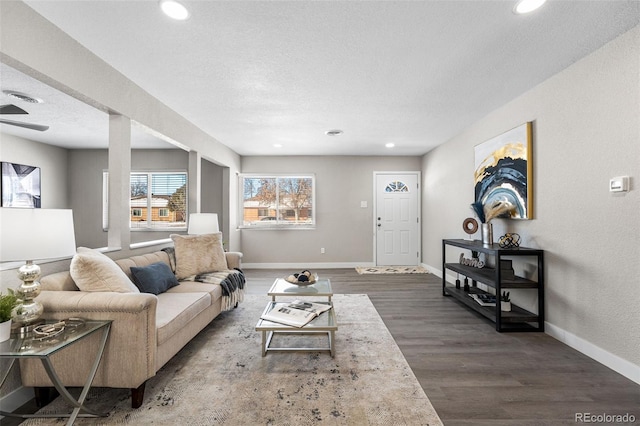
[355,266,429,275]
[22,294,442,425]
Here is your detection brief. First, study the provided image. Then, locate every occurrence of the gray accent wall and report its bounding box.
[68,149,191,248]
[241,156,421,266]
[201,158,225,227]
[421,25,639,374]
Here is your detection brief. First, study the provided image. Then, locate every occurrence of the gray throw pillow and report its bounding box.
[130,262,180,295]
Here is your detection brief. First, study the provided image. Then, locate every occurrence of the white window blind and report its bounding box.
[103,171,187,231]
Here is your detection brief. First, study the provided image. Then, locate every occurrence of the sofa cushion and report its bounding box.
[130,262,180,295]
[155,292,211,345]
[167,281,223,301]
[70,247,139,293]
[170,233,227,280]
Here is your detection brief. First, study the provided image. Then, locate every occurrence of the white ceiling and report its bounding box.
[2,1,639,155]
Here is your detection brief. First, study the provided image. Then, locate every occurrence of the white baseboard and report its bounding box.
[423,263,442,277]
[242,262,373,269]
[545,322,640,385]
[426,262,640,385]
[0,385,32,418]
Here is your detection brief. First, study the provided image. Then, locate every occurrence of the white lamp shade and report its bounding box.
[0,208,77,262]
[187,213,219,235]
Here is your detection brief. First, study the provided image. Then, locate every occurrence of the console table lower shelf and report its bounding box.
[255,302,337,357]
[444,286,542,332]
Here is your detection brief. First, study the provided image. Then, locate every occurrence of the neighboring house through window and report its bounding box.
[103,171,187,231]
[240,174,315,228]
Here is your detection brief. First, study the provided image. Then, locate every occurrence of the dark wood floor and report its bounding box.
[247,268,640,425]
[5,268,638,425]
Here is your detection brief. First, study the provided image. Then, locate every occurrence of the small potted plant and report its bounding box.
[0,289,19,341]
[500,291,511,312]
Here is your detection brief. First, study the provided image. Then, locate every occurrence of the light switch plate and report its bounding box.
[609,176,629,192]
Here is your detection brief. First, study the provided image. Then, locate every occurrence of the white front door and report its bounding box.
[374,172,420,266]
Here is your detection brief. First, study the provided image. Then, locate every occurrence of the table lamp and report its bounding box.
[0,208,77,331]
[187,213,219,235]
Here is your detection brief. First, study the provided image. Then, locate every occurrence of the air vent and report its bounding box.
[3,91,43,104]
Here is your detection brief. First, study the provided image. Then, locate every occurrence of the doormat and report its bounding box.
[356,266,429,274]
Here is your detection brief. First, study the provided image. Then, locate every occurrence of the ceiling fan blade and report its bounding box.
[0,104,29,115]
[0,119,49,131]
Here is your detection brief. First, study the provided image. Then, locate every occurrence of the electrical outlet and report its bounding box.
[321,248,325,254]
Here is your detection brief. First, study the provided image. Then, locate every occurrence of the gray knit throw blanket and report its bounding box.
[162,247,245,311]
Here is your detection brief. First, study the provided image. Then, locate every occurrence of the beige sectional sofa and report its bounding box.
[19,233,244,408]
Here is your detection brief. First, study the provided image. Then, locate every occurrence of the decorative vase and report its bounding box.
[481,223,493,246]
[501,301,512,312]
[0,319,11,342]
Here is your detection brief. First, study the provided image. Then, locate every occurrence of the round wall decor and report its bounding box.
[462,217,478,235]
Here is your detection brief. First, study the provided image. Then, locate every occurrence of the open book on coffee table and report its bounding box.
[260,300,333,328]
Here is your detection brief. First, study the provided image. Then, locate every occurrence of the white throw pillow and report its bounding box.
[171,233,228,280]
[70,247,140,293]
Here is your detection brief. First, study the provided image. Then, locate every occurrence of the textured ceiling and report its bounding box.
[2,1,639,155]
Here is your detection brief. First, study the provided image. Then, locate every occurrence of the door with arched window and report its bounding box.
[374,172,420,266]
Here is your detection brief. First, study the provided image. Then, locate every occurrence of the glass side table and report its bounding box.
[0,319,112,426]
[268,277,333,302]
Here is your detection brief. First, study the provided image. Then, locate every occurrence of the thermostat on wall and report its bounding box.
[609,176,629,193]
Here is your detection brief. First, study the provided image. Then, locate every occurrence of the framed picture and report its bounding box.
[474,122,533,219]
[1,161,41,208]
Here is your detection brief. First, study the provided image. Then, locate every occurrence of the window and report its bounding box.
[103,171,187,231]
[240,174,315,228]
[385,180,409,193]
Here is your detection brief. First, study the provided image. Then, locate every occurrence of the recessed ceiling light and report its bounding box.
[513,0,547,14]
[385,143,395,148]
[273,144,283,148]
[3,90,43,104]
[160,0,190,20]
[325,129,343,136]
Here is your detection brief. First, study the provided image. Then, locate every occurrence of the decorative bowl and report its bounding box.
[285,273,319,286]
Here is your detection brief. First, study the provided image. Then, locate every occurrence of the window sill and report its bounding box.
[130,238,173,250]
[238,226,316,231]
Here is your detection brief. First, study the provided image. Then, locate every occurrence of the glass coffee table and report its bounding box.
[267,277,334,302]
[256,277,337,357]
[0,319,111,425]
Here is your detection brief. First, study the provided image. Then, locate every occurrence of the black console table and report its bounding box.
[442,239,544,332]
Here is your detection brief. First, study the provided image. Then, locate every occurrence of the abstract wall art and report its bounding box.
[1,161,41,208]
[474,122,533,220]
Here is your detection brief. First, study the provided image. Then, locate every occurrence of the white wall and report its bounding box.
[421,25,640,381]
[241,155,421,267]
[0,134,69,208]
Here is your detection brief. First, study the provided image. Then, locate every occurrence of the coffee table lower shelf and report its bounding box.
[255,302,338,357]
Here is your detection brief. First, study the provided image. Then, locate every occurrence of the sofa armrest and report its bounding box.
[225,251,243,270]
[20,291,158,390]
